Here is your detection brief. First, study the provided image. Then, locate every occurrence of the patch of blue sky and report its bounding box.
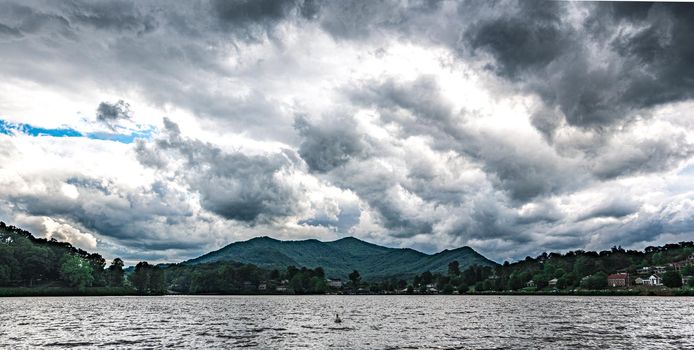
[86,127,154,143]
[0,119,152,143]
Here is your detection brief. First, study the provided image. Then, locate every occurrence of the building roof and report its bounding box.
[607,273,628,279]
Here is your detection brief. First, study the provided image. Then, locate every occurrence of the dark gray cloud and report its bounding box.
[96,100,132,130]
[465,1,571,80]
[295,114,369,173]
[63,0,158,34]
[0,2,73,39]
[576,198,640,222]
[211,0,320,41]
[317,0,441,40]
[137,118,303,224]
[466,2,694,131]
[2,0,694,263]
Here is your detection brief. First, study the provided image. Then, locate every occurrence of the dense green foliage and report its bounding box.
[59,255,94,290]
[0,222,122,289]
[449,242,694,293]
[130,262,166,295]
[165,262,328,294]
[662,271,683,288]
[185,236,497,280]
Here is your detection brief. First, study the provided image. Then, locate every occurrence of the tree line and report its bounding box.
[0,222,124,291]
[2,221,692,295]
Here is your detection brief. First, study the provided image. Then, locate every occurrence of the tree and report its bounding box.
[580,272,608,290]
[448,261,460,276]
[59,255,94,290]
[421,271,433,285]
[349,270,361,288]
[108,258,125,287]
[573,256,595,277]
[149,267,167,294]
[508,274,523,290]
[131,262,151,294]
[662,271,683,288]
[310,276,326,293]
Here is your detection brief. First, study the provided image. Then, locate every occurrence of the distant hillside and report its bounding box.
[185,236,498,280]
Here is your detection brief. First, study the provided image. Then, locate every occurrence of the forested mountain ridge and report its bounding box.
[184,236,498,280]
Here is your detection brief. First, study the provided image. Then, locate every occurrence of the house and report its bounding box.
[548,278,558,288]
[424,283,438,293]
[634,277,645,285]
[275,285,288,292]
[653,266,667,274]
[637,267,651,275]
[683,276,692,286]
[526,280,535,287]
[645,274,662,286]
[258,283,267,291]
[607,273,629,287]
[327,279,343,288]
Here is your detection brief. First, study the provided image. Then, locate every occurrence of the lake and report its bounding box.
[1,295,693,349]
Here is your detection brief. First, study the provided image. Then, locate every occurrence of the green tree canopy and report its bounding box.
[59,255,94,290]
[662,271,683,288]
[448,261,460,276]
[349,270,361,288]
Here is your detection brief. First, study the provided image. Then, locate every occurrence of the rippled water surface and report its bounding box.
[1,295,693,349]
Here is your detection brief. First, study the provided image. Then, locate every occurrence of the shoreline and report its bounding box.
[2,287,693,298]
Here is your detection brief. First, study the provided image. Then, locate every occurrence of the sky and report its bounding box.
[1,0,694,264]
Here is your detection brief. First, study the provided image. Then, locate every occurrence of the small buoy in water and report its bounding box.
[334,313,342,323]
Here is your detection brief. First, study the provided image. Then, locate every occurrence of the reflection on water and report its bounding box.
[1,295,693,349]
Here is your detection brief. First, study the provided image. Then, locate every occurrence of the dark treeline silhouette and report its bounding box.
[1,221,692,295]
[165,262,328,294]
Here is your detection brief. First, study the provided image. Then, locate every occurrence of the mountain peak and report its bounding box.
[187,235,497,280]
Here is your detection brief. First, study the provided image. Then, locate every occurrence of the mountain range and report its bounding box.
[185,236,498,280]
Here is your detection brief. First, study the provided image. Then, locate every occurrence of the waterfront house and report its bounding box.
[548,278,558,288]
[327,279,343,288]
[258,283,267,291]
[637,266,651,275]
[653,266,667,274]
[646,275,662,286]
[607,273,629,287]
[683,276,692,286]
[634,277,645,285]
[526,280,535,287]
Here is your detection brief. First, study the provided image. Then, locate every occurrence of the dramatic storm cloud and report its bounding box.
[1,0,694,263]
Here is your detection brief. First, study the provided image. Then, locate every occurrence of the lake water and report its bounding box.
[1,295,693,349]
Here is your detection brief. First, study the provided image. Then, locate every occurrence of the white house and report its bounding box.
[645,275,662,286]
[327,279,343,288]
[548,278,558,287]
[634,277,645,285]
